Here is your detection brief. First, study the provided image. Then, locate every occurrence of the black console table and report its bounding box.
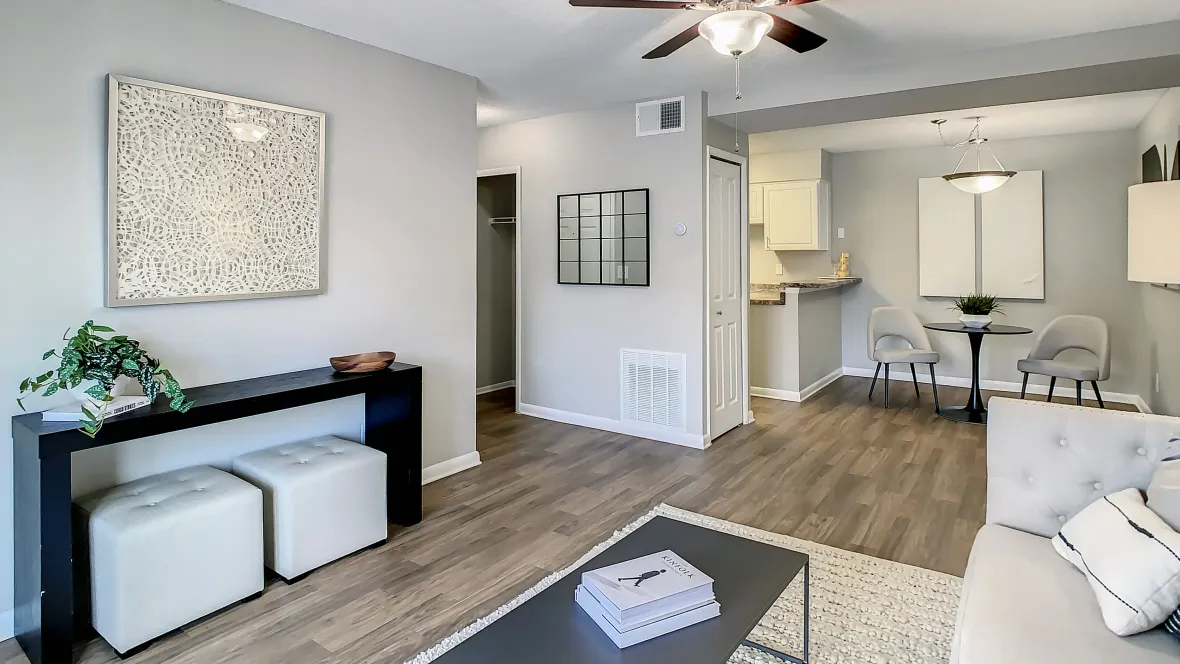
[12,364,422,664]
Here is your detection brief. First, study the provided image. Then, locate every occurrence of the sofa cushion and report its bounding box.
[1052,488,1180,635]
[952,524,1180,664]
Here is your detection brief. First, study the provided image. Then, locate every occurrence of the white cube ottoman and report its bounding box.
[232,436,387,581]
[75,465,263,655]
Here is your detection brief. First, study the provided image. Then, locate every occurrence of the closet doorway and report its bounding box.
[476,167,521,412]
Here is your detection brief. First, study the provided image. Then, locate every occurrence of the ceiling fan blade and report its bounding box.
[569,0,697,8]
[767,14,827,53]
[642,21,702,59]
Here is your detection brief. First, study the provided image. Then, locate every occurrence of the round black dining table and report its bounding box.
[923,323,1033,424]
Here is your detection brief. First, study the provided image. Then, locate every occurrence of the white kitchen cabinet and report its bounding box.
[762,179,830,251]
[749,183,764,225]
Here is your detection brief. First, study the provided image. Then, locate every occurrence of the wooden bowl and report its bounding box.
[330,351,397,373]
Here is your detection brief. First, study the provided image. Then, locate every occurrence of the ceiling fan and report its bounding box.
[568,0,827,60]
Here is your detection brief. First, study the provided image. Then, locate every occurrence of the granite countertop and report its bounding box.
[750,278,862,305]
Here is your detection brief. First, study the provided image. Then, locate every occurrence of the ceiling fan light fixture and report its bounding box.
[943,171,1016,195]
[699,9,773,56]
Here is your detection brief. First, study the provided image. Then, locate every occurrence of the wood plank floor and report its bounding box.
[1,377,1128,664]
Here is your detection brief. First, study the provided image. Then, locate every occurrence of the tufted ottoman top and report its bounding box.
[75,465,258,532]
[232,436,384,485]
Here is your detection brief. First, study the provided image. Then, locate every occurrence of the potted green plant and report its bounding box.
[951,294,1003,329]
[17,321,194,437]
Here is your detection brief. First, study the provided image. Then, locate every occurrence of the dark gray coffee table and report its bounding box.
[432,515,810,664]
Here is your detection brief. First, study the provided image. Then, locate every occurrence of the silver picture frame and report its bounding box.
[106,75,327,307]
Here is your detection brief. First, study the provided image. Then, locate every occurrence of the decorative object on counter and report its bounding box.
[16,320,193,437]
[558,189,649,286]
[330,351,398,373]
[107,75,326,307]
[951,293,1003,328]
[932,117,1015,194]
[836,253,850,278]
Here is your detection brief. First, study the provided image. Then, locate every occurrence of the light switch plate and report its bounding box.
[837,227,845,239]
[775,264,783,276]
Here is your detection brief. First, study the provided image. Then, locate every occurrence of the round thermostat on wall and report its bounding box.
[675,223,687,236]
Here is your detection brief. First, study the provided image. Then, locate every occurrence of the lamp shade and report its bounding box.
[699,10,773,56]
[1128,181,1180,283]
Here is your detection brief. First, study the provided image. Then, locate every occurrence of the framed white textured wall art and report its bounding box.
[106,75,326,307]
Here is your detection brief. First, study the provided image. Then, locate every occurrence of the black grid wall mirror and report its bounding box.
[557,189,649,286]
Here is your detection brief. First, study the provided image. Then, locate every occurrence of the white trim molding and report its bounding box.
[840,366,1148,412]
[519,403,710,450]
[751,367,844,403]
[422,451,482,485]
[476,380,515,396]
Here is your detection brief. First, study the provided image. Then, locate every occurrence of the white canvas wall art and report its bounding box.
[917,177,976,297]
[982,170,1045,300]
[106,75,326,306]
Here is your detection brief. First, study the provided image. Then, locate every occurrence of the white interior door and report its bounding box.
[709,157,744,439]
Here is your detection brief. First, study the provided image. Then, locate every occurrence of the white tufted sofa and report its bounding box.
[75,466,263,655]
[952,398,1180,664]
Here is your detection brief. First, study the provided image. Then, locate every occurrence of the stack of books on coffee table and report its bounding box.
[575,549,719,648]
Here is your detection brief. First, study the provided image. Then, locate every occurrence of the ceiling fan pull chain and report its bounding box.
[733,111,740,153]
[734,53,742,100]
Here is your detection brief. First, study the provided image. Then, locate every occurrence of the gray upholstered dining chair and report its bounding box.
[1017,315,1110,408]
[867,307,940,411]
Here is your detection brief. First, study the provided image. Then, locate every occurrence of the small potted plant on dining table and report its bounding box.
[16,320,194,437]
[951,293,1003,329]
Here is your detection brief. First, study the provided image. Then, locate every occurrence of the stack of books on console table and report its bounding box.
[575,550,719,648]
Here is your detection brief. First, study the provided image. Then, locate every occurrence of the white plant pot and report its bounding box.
[959,314,993,329]
[68,375,138,408]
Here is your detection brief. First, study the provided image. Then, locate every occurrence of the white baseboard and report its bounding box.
[476,380,515,395]
[751,367,843,403]
[750,386,800,402]
[840,366,1147,412]
[421,451,482,485]
[518,403,709,450]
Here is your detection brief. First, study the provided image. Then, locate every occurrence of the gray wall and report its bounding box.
[833,130,1147,397]
[479,95,709,434]
[0,0,477,637]
[707,118,748,155]
[798,290,844,388]
[1137,88,1180,415]
[748,290,842,394]
[749,305,801,393]
[477,175,516,389]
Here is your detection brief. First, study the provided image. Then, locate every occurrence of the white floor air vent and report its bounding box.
[636,97,685,137]
[621,349,687,431]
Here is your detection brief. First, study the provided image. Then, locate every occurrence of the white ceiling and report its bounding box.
[223,0,1180,126]
[749,89,1170,154]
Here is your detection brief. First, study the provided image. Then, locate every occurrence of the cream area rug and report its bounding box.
[404,504,962,664]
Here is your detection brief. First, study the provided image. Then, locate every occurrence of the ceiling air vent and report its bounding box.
[636,96,685,137]
[621,349,687,431]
